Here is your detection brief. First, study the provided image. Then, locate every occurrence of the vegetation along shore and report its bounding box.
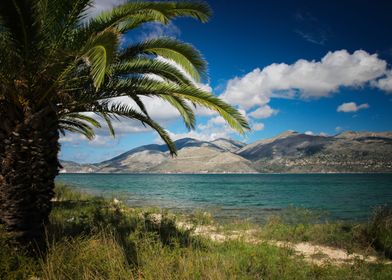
[1,185,391,279]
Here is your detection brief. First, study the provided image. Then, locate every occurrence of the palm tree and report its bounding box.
[0,0,249,245]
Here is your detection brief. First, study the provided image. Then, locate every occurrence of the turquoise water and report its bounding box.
[56,174,392,222]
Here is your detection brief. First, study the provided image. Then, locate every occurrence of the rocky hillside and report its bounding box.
[60,131,392,173]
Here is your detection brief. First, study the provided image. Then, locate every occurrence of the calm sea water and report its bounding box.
[56,174,392,223]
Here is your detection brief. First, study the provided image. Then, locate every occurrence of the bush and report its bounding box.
[367,206,392,258]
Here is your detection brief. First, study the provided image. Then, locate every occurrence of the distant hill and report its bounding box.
[60,131,392,173]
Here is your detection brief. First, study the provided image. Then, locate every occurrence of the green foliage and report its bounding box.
[367,206,392,258]
[0,227,41,280]
[260,216,372,255]
[41,232,132,280]
[1,185,392,279]
[53,183,90,201]
[0,0,249,154]
[190,209,214,225]
[121,37,207,81]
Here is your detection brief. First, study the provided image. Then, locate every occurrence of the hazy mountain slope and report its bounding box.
[60,161,98,173]
[237,131,332,160]
[238,131,392,173]
[98,150,167,173]
[150,146,256,173]
[59,131,392,173]
[93,138,255,173]
[211,138,246,152]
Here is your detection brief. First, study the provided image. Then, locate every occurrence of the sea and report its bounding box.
[56,173,392,223]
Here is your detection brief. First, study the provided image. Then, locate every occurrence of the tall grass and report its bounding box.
[367,206,392,258]
[1,185,392,279]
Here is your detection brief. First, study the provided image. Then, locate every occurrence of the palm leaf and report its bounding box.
[120,38,206,82]
[84,1,211,34]
[111,58,193,86]
[160,95,195,130]
[101,78,249,133]
[82,28,119,89]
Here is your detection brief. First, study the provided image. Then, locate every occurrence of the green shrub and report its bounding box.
[53,184,90,201]
[367,206,392,258]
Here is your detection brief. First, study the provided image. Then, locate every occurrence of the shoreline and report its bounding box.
[58,171,392,175]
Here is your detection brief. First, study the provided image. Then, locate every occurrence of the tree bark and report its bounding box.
[0,104,60,247]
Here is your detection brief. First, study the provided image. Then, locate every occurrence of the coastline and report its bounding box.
[58,171,392,175]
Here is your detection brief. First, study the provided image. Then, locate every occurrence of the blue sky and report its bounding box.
[60,0,392,163]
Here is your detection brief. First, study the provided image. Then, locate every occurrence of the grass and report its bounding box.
[1,184,392,279]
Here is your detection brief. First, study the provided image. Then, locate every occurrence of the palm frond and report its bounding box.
[84,1,211,35]
[59,119,96,140]
[1,0,248,155]
[81,102,177,155]
[120,37,206,81]
[63,112,102,128]
[82,28,120,89]
[100,78,249,133]
[131,95,150,117]
[34,0,93,49]
[160,95,195,130]
[97,112,116,137]
[111,58,193,86]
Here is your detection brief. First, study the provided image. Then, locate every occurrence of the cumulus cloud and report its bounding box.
[305,131,314,135]
[161,114,246,143]
[221,50,387,110]
[373,71,392,93]
[249,105,278,119]
[60,87,219,147]
[60,96,180,146]
[60,133,120,147]
[337,102,369,113]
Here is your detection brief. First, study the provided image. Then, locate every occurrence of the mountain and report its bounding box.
[238,131,392,173]
[60,160,99,173]
[60,131,392,173]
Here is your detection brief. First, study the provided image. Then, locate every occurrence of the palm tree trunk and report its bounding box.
[0,105,60,247]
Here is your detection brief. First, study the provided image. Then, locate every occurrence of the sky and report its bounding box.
[60,0,392,163]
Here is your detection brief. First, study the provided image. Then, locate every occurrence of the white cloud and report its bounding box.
[87,0,125,18]
[161,113,244,143]
[373,71,392,93]
[60,91,224,147]
[305,131,314,135]
[249,105,278,119]
[251,123,265,131]
[165,129,230,142]
[335,126,343,132]
[138,22,181,41]
[60,133,120,147]
[337,102,369,113]
[209,116,226,125]
[221,50,387,110]
[221,68,272,110]
[60,96,180,146]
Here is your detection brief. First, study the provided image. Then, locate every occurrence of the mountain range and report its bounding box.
[60,130,392,173]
